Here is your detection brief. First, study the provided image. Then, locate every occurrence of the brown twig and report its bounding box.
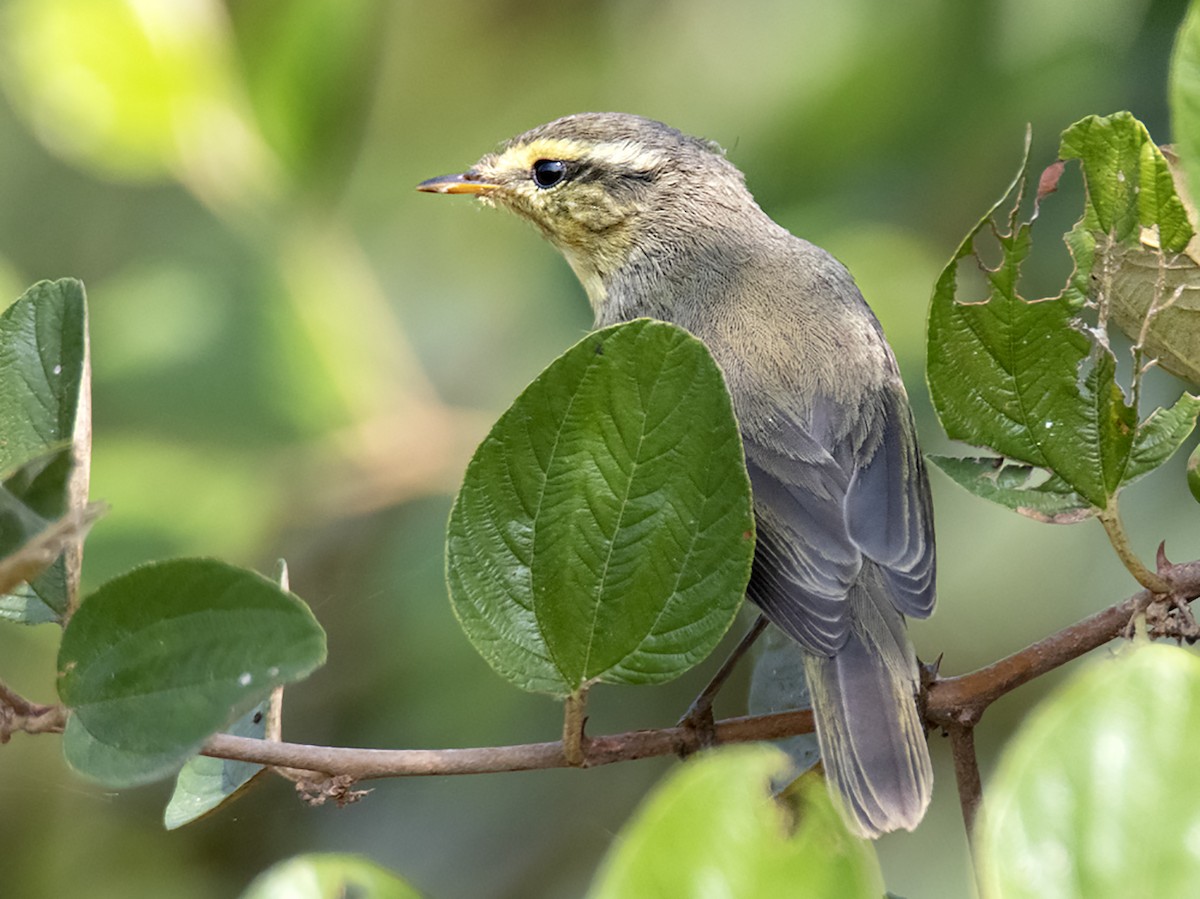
[10,562,1200,819]
[0,681,67,742]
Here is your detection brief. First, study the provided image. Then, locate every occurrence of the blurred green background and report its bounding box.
[0,0,1195,896]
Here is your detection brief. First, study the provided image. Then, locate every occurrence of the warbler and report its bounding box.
[418,113,936,838]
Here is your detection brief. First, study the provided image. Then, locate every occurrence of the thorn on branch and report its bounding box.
[1158,541,1173,575]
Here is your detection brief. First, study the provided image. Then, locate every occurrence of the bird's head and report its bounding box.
[418,112,754,311]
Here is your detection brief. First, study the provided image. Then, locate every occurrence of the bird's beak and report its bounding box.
[416,171,500,195]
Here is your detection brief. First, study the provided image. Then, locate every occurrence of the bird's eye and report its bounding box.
[531,159,568,189]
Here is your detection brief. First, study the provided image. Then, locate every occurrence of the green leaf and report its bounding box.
[979,643,1200,898]
[163,699,269,829]
[928,116,1200,515]
[927,456,1094,524]
[1170,0,1200,222]
[0,503,105,622]
[1060,113,1192,253]
[1126,392,1200,481]
[446,319,754,696]
[240,854,422,899]
[58,559,325,787]
[587,746,883,899]
[0,280,85,477]
[0,280,89,622]
[62,714,202,790]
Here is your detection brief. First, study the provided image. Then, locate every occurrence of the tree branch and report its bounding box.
[192,560,1200,781]
[11,561,1200,796]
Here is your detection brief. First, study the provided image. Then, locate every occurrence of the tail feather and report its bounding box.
[801,563,932,838]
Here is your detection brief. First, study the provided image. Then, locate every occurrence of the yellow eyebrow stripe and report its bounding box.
[489,138,665,175]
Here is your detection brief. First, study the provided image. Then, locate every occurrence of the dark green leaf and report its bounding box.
[0,282,89,622]
[164,699,269,829]
[927,456,1094,523]
[240,854,422,899]
[587,746,882,899]
[1126,392,1200,481]
[446,319,754,696]
[58,559,325,787]
[0,279,85,478]
[979,644,1200,898]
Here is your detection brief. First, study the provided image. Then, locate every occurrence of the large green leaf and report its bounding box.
[927,115,1200,517]
[446,319,754,696]
[587,746,882,899]
[58,559,326,787]
[979,643,1200,898]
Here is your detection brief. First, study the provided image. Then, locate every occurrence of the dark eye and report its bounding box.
[532,159,568,189]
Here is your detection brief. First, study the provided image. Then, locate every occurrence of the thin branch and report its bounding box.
[947,723,982,841]
[202,709,816,778]
[11,562,1200,794]
[191,560,1200,779]
[0,680,67,743]
[677,613,769,748]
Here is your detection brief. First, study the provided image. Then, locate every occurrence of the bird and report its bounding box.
[417,113,936,838]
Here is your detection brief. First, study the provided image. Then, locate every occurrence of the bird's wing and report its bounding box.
[843,385,936,619]
[743,385,935,656]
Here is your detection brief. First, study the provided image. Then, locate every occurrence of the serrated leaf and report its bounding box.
[1060,113,1192,253]
[58,559,325,787]
[164,699,269,829]
[240,854,422,899]
[928,117,1200,513]
[587,746,882,899]
[1126,391,1200,481]
[927,456,1094,523]
[979,644,1200,898]
[446,319,754,696]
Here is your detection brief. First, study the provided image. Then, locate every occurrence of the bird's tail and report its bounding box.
[801,562,932,838]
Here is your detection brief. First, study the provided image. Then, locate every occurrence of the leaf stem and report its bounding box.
[1098,502,1170,593]
[563,686,589,766]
